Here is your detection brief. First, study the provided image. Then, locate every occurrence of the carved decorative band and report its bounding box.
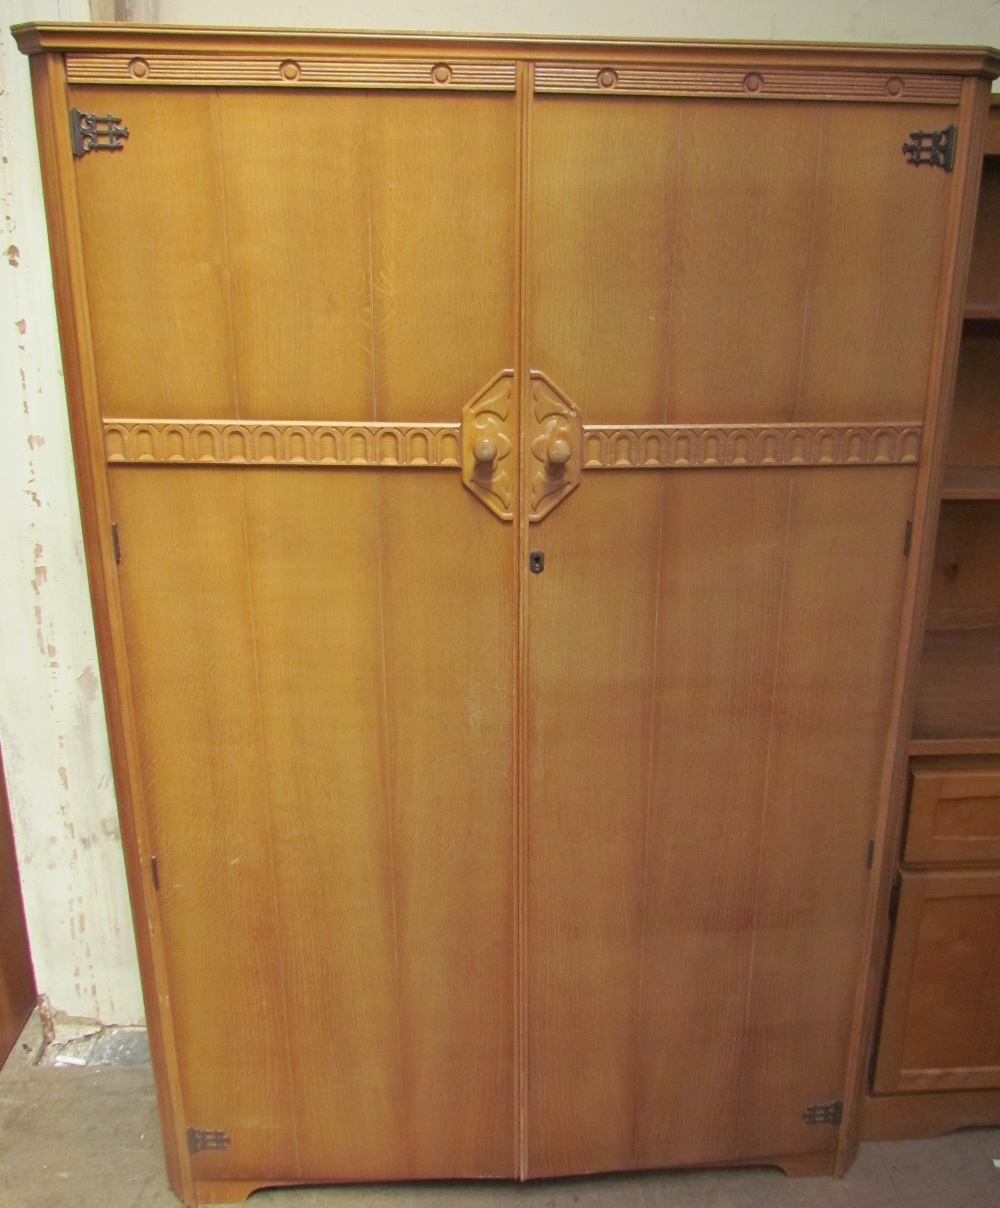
[581,423,922,470]
[65,53,516,90]
[534,63,961,104]
[104,420,462,468]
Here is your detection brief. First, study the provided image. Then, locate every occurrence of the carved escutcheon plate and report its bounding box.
[529,370,582,522]
[461,369,516,521]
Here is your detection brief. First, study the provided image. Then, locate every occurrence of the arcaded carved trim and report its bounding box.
[534,63,961,103]
[103,420,462,468]
[581,423,922,469]
[65,53,516,90]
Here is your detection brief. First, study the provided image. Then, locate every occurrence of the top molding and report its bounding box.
[11,23,1000,76]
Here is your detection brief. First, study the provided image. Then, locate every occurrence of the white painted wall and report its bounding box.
[0,0,144,1025]
[2,0,999,1027]
[157,0,1000,47]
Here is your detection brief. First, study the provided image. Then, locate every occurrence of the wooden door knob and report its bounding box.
[473,438,498,466]
[546,438,572,467]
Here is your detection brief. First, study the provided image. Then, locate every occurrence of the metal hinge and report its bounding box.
[187,1128,230,1155]
[802,1099,843,1126]
[151,855,159,891]
[902,125,956,172]
[903,519,913,558]
[112,523,121,564]
[888,871,902,922]
[69,108,129,158]
[866,837,875,870]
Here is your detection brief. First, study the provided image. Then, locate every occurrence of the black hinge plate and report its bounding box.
[112,523,121,565]
[888,872,902,922]
[903,519,913,558]
[187,1127,230,1155]
[902,124,956,172]
[802,1099,843,1126]
[69,108,129,157]
[868,1040,879,1086]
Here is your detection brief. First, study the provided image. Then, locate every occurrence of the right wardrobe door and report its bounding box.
[522,92,952,1177]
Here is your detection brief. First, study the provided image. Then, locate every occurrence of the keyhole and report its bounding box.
[530,551,545,574]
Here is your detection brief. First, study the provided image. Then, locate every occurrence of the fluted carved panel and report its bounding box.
[103,420,462,468]
[533,63,960,104]
[581,423,922,470]
[66,53,516,90]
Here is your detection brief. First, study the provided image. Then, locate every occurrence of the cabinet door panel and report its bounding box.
[93,82,519,1183]
[526,90,928,1176]
[874,871,1000,1093]
[111,468,301,1181]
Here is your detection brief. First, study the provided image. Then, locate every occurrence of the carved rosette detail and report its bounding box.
[580,423,922,469]
[529,371,583,522]
[65,53,516,91]
[103,420,462,467]
[533,62,960,103]
[461,370,516,521]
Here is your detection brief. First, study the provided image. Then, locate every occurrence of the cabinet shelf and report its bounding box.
[964,306,1000,321]
[912,626,1000,746]
[941,466,1000,499]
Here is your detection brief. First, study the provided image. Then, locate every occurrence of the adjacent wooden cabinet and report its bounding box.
[14,24,999,1206]
[865,100,1000,1141]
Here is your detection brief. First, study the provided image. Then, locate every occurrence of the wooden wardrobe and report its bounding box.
[14,23,999,1206]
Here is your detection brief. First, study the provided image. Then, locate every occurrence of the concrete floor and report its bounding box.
[2,1016,999,1208]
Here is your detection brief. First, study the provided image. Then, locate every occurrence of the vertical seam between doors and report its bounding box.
[515,59,533,1181]
[365,90,411,1176]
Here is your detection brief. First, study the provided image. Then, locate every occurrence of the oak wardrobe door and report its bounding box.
[73,83,519,1183]
[523,95,948,1176]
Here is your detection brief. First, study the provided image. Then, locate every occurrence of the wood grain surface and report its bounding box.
[91,83,520,1184]
[925,501,1000,629]
[20,26,998,1201]
[906,757,1000,864]
[947,323,1000,468]
[524,91,923,1176]
[913,627,1000,742]
[966,157,1000,311]
[873,869,1000,1094]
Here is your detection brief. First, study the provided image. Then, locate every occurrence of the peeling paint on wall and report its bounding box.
[76,665,99,703]
[0,0,144,1026]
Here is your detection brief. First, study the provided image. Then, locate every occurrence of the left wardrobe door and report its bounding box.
[72,83,519,1183]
